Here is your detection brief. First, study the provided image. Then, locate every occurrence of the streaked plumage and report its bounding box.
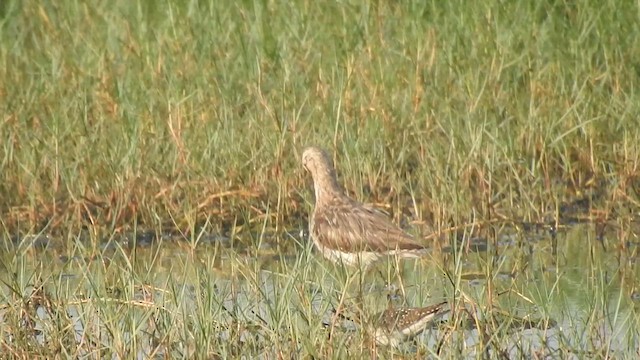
[370,302,449,347]
[302,146,429,268]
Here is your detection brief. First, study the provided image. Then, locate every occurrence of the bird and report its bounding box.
[369,302,450,347]
[301,146,429,268]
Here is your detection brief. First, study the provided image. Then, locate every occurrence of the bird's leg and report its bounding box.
[392,255,409,300]
[329,265,355,340]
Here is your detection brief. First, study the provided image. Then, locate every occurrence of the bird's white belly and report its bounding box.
[313,240,381,267]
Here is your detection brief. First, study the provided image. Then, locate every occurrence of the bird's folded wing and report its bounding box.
[312,201,424,253]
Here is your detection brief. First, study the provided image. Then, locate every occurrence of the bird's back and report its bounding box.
[311,195,425,253]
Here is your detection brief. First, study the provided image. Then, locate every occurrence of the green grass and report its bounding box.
[1,0,639,358]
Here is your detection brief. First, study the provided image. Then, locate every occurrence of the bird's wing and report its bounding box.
[311,197,424,253]
[377,301,450,330]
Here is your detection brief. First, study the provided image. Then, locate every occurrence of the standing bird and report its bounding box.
[301,146,429,268]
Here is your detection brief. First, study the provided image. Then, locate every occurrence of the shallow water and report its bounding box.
[1,214,639,358]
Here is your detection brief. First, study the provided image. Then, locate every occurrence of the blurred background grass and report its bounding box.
[1,0,638,239]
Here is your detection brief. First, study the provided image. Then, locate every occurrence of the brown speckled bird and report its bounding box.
[370,302,450,347]
[302,146,429,268]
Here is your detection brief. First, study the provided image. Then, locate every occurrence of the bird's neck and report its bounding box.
[313,169,345,206]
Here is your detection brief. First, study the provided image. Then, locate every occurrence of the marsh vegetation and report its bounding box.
[1,0,639,358]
